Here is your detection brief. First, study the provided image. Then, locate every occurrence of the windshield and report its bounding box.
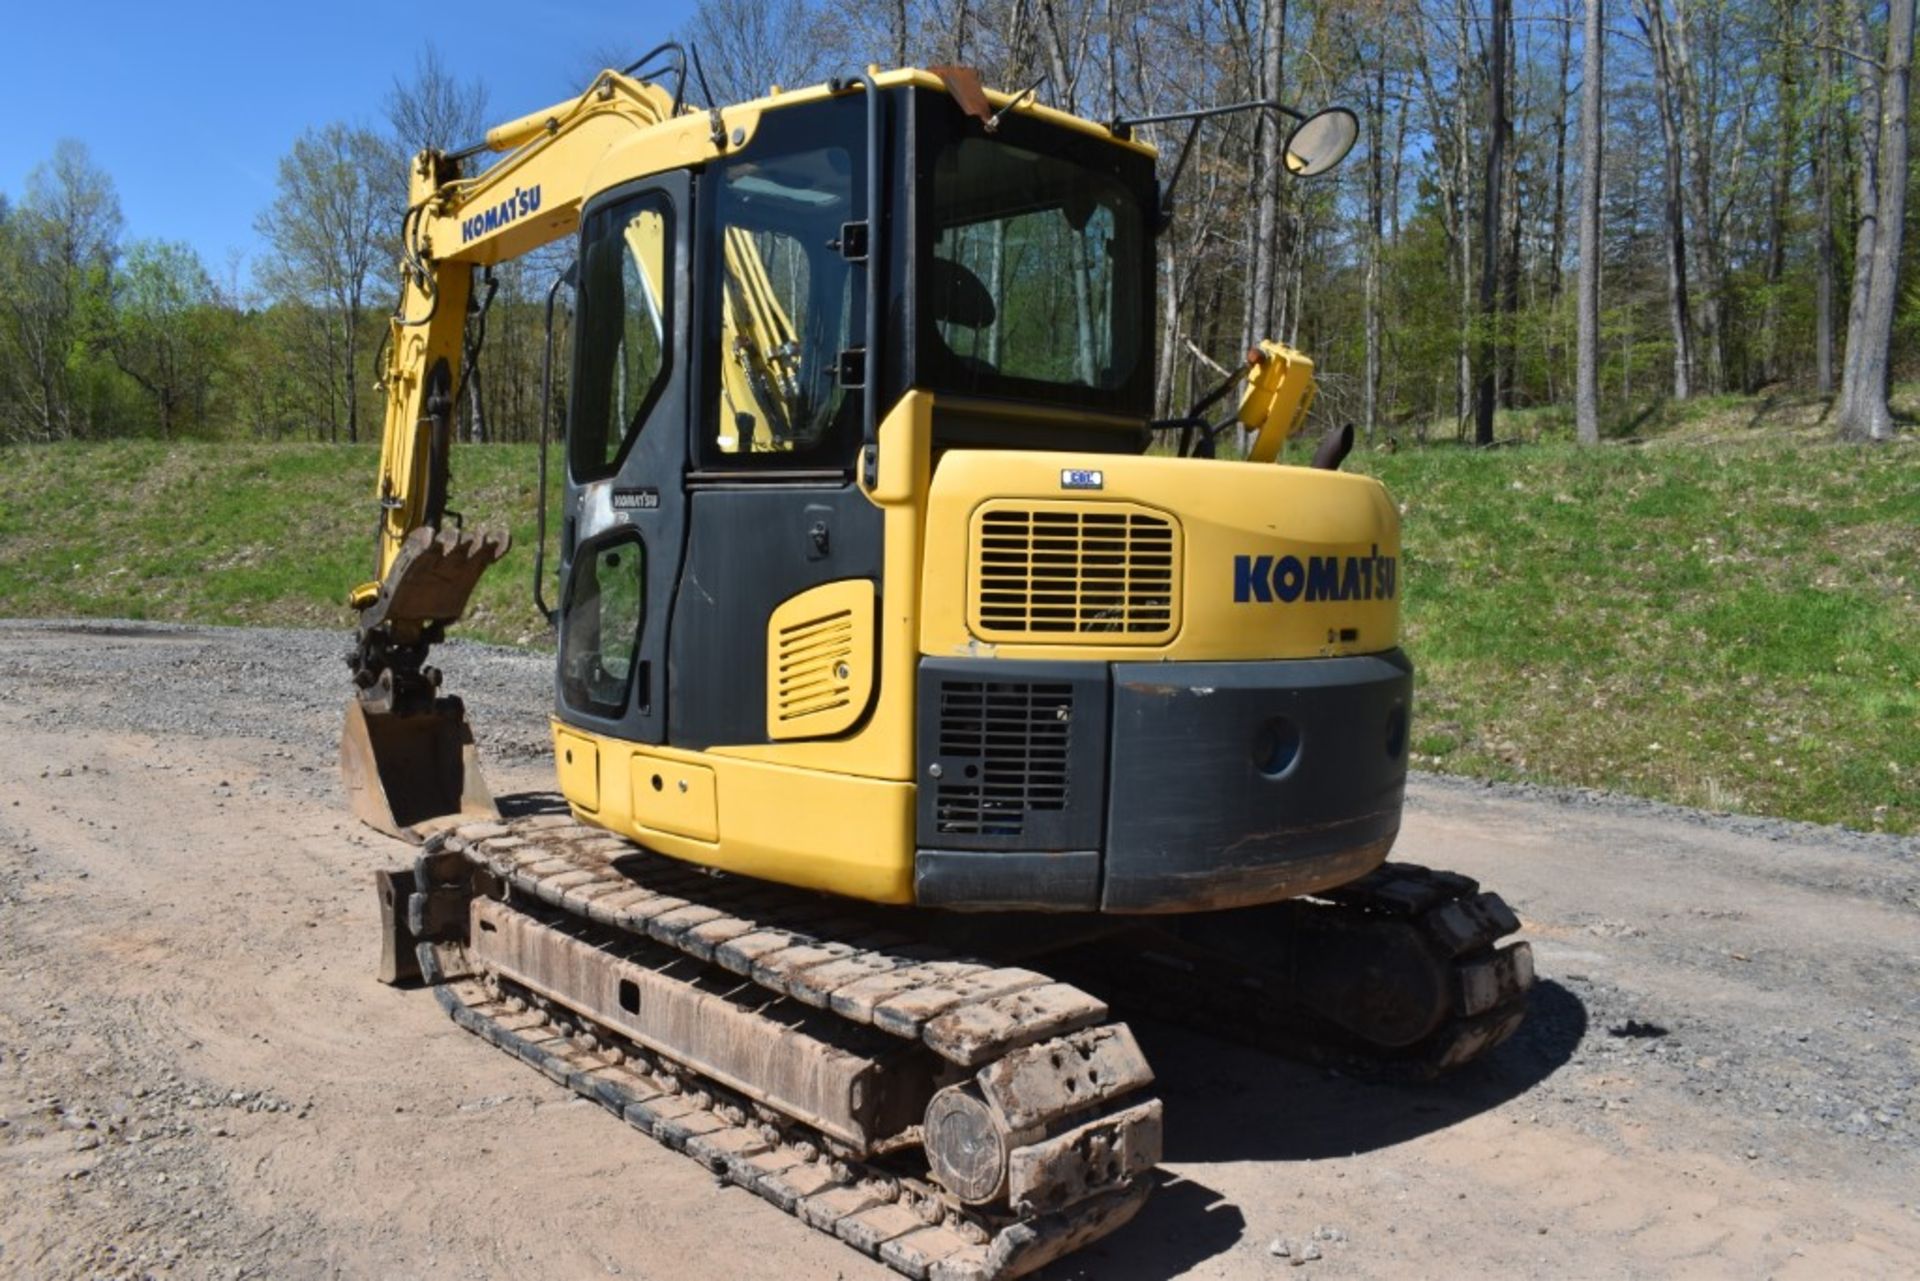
[925,136,1147,402]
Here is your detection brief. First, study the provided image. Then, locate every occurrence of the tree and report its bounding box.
[1816,1,1838,396]
[0,139,122,441]
[386,45,494,442]
[1246,0,1289,357]
[255,124,394,442]
[385,42,490,156]
[1475,0,1512,445]
[1836,0,1914,442]
[1576,0,1605,443]
[110,239,226,438]
[683,0,842,102]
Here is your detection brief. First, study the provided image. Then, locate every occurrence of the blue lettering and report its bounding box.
[1234,555,1274,603]
[460,185,544,244]
[1305,557,1340,602]
[1234,551,1399,604]
[1273,555,1304,602]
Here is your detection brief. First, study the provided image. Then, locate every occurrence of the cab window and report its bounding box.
[706,143,860,466]
[571,194,671,480]
[560,535,645,719]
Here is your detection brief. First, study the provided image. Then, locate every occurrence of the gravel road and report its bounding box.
[1,619,1915,1279]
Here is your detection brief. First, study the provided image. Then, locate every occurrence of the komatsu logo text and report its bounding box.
[461,185,542,244]
[1233,547,1397,604]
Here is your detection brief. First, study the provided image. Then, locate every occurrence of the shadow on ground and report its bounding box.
[1137,979,1587,1163]
[1039,981,1587,1276]
[1046,1170,1249,1279]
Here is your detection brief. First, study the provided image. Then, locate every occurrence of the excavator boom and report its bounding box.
[343,69,681,839]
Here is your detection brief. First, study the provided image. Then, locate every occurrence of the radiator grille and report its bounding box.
[971,502,1180,642]
[933,680,1072,838]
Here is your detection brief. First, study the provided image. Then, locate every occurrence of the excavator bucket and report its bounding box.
[341,694,497,841]
[342,526,511,841]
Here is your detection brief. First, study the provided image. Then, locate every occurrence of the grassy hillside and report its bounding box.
[1350,438,1917,834]
[0,442,558,648]
[3,429,1915,834]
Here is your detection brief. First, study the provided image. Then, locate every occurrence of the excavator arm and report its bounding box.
[342,69,679,839]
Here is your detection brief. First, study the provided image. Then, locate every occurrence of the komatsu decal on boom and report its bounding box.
[347,46,1534,1279]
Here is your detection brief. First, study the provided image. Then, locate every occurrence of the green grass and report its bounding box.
[0,441,561,647]
[3,424,1916,835]
[1348,435,1919,835]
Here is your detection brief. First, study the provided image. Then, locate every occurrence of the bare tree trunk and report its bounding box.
[1550,0,1574,305]
[1839,0,1885,422]
[1644,2,1694,400]
[1383,82,1408,418]
[1157,239,1182,419]
[1838,0,1913,442]
[1035,5,1094,380]
[1246,0,1288,350]
[1761,2,1798,387]
[1576,0,1605,444]
[1475,0,1510,446]
[1454,6,1475,432]
[342,311,358,444]
[1816,1,1836,397]
[950,0,971,64]
[1499,0,1521,411]
[1389,84,1408,244]
[1364,54,1386,437]
[893,0,909,66]
[1664,0,1725,395]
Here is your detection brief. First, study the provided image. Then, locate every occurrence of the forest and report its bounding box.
[0,0,1913,450]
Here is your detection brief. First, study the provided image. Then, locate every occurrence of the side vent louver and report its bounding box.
[765,580,876,741]
[776,610,856,720]
[933,680,1072,838]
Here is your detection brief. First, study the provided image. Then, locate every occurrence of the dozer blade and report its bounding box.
[341,695,497,842]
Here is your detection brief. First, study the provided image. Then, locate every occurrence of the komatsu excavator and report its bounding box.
[349,49,1534,1279]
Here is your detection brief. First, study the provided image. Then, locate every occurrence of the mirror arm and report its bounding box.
[1156,117,1205,225]
[1112,97,1306,132]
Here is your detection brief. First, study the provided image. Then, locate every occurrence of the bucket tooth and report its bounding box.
[365,526,510,632]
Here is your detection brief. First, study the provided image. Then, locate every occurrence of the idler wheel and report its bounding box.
[923,1084,1010,1205]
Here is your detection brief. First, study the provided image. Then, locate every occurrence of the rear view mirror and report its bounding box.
[1283,107,1359,177]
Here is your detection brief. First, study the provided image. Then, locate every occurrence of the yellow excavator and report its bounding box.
[348,49,1533,1279]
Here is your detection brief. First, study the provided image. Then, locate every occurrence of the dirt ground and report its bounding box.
[1,619,1915,1280]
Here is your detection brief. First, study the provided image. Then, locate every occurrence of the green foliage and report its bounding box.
[109,239,231,437]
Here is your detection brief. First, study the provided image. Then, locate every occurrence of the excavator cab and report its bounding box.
[346,75,1370,899]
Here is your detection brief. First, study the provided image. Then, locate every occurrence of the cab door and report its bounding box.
[555,170,692,748]
[667,102,881,752]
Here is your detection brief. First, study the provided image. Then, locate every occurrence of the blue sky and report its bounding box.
[2,1,701,284]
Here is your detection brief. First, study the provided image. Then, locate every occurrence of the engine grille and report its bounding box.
[970,501,1180,642]
[932,680,1072,838]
